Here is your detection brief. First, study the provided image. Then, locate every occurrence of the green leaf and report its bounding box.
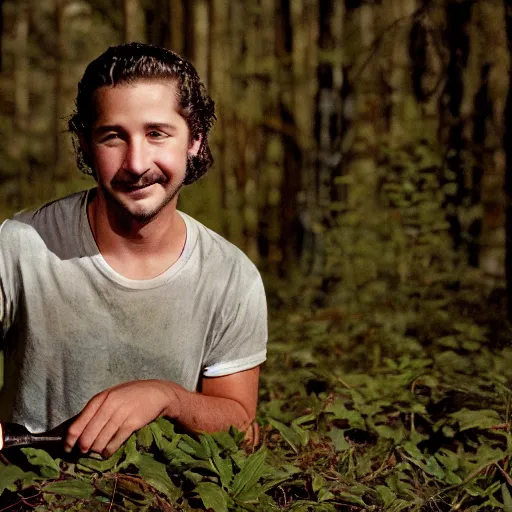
[502,483,512,512]
[423,456,445,479]
[375,424,406,444]
[268,418,300,453]
[43,479,94,499]
[318,487,335,502]
[116,435,181,501]
[150,422,181,460]
[444,470,463,485]
[236,484,267,503]
[327,427,350,452]
[210,431,239,452]
[376,485,396,508]
[450,408,502,431]
[137,453,182,501]
[435,449,460,471]
[401,441,424,461]
[78,447,123,472]
[136,425,154,450]
[337,491,366,507]
[183,469,204,485]
[199,434,212,459]
[117,434,139,470]
[155,417,176,439]
[212,451,233,489]
[22,448,60,478]
[292,413,317,426]
[178,435,210,459]
[0,464,38,494]
[291,423,310,447]
[196,482,229,512]
[231,448,267,497]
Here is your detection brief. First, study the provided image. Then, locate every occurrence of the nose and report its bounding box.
[122,138,150,176]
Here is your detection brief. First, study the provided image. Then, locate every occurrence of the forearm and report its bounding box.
[66,368,260,457]
[166,384,254,433]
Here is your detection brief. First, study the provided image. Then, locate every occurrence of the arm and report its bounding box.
[65,366,260,457]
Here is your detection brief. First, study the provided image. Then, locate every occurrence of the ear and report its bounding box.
[188,136,202,157]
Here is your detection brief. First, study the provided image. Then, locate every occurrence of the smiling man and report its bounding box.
[0,44,267,457]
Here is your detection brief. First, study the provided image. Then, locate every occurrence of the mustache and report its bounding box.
[111,173,168,188]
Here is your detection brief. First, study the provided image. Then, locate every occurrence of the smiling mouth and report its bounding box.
[116,182,159,192]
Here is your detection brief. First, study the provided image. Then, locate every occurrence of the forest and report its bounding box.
[1,0,512,510]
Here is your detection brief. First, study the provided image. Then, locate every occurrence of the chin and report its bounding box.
[101,183,180,221]
[121,201,164,222]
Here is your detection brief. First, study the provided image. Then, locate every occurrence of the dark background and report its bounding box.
[0,0,510,304]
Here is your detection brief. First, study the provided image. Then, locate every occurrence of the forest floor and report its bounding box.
[0,272,511,511]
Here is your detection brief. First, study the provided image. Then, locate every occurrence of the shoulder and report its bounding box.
[12,190,88,228]
[183,213,261,278]
[1,190,89,256]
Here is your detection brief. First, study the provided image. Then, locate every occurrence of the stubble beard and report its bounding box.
[102,179,185,224]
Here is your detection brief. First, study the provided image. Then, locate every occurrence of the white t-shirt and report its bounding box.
[0,190,267,432]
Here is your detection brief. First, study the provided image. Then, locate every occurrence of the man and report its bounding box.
[0,43,267,457]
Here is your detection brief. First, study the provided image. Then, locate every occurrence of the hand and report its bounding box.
[65,380,180,457]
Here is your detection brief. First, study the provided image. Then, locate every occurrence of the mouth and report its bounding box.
[115,182,160,193]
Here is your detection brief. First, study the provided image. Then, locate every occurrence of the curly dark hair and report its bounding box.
[68,43,216,185]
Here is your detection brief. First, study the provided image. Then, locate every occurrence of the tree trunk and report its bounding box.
[0,0,4,71]
[504,1,512,317]
[13,0,30,209]
[169,0,184,54]
[123,0,146,43]
[291,0,320,274]
[472,0,509,283]
[191,0,209,87]
[53,0,65,188]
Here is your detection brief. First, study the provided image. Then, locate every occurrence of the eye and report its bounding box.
[148,130,166,138]
[101,133,120,143]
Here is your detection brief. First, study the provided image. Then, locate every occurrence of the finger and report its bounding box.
[89,417,123,455]
[65,393,109,452]
[103,422,136,458]
[77,399,119,454]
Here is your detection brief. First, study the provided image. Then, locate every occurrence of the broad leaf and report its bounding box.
[196,481,229,512]
[137,425,154,450]
[43,479,94,499]
[136,453,182,502]
[212,451,233,489]
[22,448,60,478]
[231,448,267,497]
[450,408,502,431]
[0,464,38,494]
[327,427,350,452]
[268,418,301,453]
[78,447,123,473]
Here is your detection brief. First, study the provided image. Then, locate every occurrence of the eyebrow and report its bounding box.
[92,123,178,135]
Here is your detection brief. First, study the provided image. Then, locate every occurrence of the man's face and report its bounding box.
[84,80,200,222]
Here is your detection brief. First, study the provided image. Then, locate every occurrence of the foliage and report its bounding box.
[320,141,460,309]
[0,274,511,510]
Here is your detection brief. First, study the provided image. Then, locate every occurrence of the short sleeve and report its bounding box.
[0,220,19,339]
[203,271,267,377]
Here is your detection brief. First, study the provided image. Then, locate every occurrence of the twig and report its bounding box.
[0,453,11,465]
[361,449,395,483]
[490,423,510,431]
[352,4,430,82]
[495,462,512,486]
[335,376,352,390]
[108,475,118,512]
[0,491,41,512]
[0,499,24,512]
